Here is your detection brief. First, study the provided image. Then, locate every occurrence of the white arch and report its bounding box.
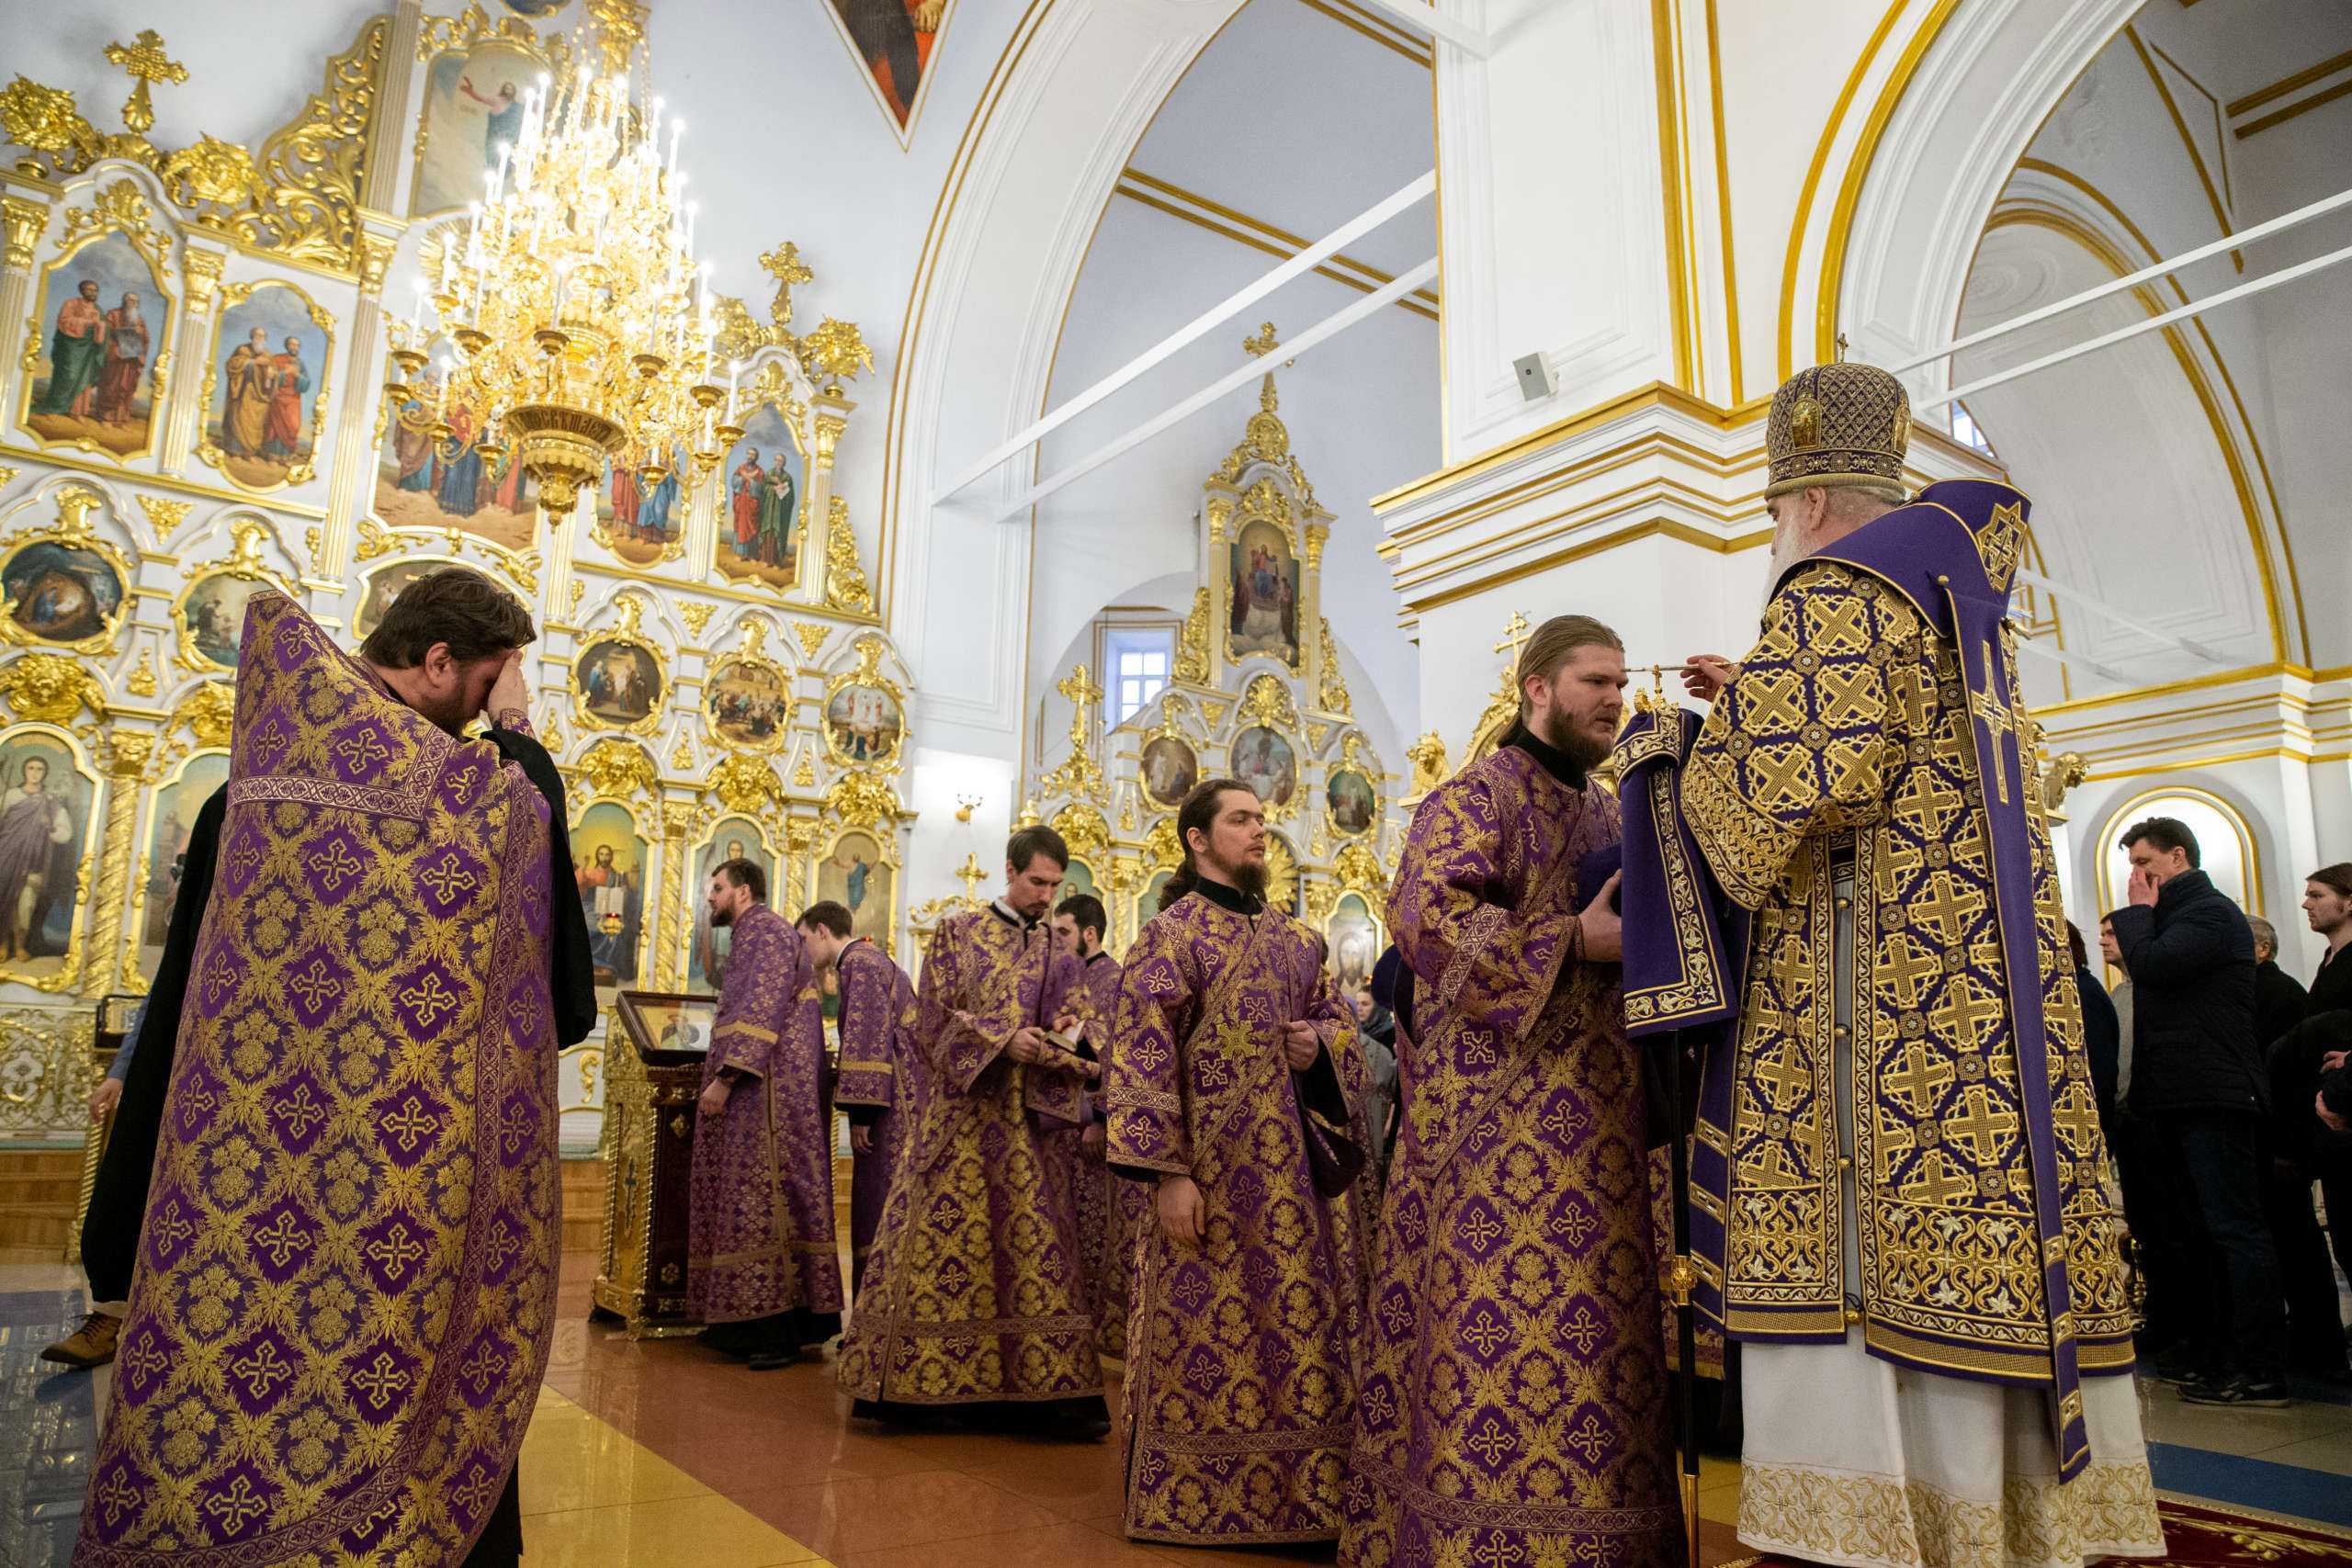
[1826,0,2142,391]
[877,0,1249,762]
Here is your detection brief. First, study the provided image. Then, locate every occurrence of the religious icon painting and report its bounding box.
[688,818,775,994]
[372,357,539,550]
[595,446,688,567]
[1139,735,1198,808]
[0,537,128,654]
[571,801,648,1003]
[200,281,334,492]
[1138,869,1173,931]
[821,0,958,143]
[706,649,793,753]
[175,571,272,671]
[1326,766,1376,837]
[822,680,903,768]
[718,405,806,592]
[818,829,894,951]
[134,750,229,984]
[1230,725,1298,809]
[412,35,543,218]
[1326,891,1381,996]
[573,637,666,734]
[1061,859,1097,903]
[1227,518,1301,667]
[351,558,449,642]
[498,0,570,14]
[0,728,98,989]
[20,230,171,463]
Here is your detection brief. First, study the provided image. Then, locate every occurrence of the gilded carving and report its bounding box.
[2,197,47,270]
[669,736,695,771]
[1052,802,1111,866]
[574,738,658,803]
[825,497,873,615]
[825,769,898,829]
[134,494,192,539]
[170,681,233,750]
[1174,586,1211,685]
[0,654,104,726]
[124,649,157,697]
[81,729,154,998]
[677,602,717,639]
[707,753,785,816]
[0,1008,98,1137]
[1317,616,1351,716]
[791,621,830,661]
[1037,663,1106,803]
[1407,731,1449,797]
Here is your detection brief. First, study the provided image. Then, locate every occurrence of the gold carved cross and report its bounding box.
[1967,640,2017,806]
[1059,662,1102,750]
[104,30,186,136]
[1492,610,1531,662]
[759,242,815,330]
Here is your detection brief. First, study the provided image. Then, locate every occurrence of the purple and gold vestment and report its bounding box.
[1342,737,1682,1568]
[1105,883,1363,1545]
[835,904,1100,1408]
[688,901,842,1331]
[78,593,560,1565]
[831,935,923,1297]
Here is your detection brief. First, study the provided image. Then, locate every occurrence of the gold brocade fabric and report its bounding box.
[78,593,560,1564]
[835,907,1097,1406]
[1105,892,1365,1545]
[1737,1461,2165,1568]
[1680,561,2132,1378]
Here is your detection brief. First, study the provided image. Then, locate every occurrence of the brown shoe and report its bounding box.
[40,1311,121,1368]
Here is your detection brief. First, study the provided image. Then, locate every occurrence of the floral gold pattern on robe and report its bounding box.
[1105,888,1363,1546]
[77,592,560,1566]
[1679,486,2134,1387]
[688,902,843,1328]
[832,936,923,1297]
[1342,741,1681,1568]
[836,906,1099,1406]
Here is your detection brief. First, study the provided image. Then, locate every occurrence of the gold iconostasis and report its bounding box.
[0,9,913,1151]
[1012,363,1404,993]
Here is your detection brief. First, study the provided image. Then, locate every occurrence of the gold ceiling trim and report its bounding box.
[1114,170,1439,321]
[1291,0,1432,70]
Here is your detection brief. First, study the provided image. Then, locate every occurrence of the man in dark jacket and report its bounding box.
[2068,920,2121,1133]
[2251,919,2343,1378]
[2107,816,2286,1405]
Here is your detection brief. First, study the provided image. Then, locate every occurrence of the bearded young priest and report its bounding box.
[1104,779,1365,1546]
[1341,616,1681,1568]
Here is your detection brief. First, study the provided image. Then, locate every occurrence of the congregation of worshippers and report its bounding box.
[42,366,2352,1567]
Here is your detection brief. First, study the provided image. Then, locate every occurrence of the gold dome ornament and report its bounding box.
[1763,360,1911,500]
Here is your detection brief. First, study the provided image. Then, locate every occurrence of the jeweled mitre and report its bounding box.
[1764,360,1910,499]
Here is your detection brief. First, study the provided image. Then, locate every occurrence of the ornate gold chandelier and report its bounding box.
[385,10,730,514]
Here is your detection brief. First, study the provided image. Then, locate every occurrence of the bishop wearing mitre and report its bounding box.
[1663,362,2162,1568]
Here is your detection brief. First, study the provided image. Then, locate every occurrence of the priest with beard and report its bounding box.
[1342,615,1682,1568]
[1104,778,1365,1546]
[688,859,843,1367]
